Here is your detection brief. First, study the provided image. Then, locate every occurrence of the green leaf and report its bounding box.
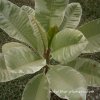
[0,0,48,56]
[48,26,59,47]
[0,42,46,82]
[60,3,82,30]
[21,5,35,16]
[29,15,48,55]
[68,57,100,86]
[47,65,87,100]
[22,73,50,100]
[51,28,88,64]
[21,5,48,56]
[35,0,69,31]
[0,0,37,50]
[79,18,100,53]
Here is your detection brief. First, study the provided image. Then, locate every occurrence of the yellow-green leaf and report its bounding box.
[79,18,100,53]
[51,28,88,64]
[22,74,50,100]
[35,0,69,31]
[60,3,82,30]
[0,42,46,82]
[47,65,87,100]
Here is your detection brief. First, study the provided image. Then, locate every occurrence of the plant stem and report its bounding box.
[44,65,49,74]
[43,48,51,74]
[46,48,51,64]
[44,48,51,64]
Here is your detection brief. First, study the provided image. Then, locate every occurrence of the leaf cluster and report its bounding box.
[0,0,100,100]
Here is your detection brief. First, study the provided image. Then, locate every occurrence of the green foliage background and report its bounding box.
[0,0,100,100]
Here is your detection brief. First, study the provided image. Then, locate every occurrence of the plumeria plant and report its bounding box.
[0,0,100,100]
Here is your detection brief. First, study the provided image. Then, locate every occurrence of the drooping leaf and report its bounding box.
[22,73,50,100]
[0,42,46,82]
[0,0,47,56]
[51,28,88,64]
[67,57,100,86]
[79,18,100,53]
[47,65,87,100]
[35,0,69,31]
[60,3,82,30]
